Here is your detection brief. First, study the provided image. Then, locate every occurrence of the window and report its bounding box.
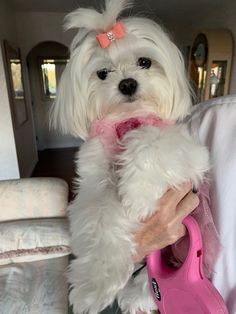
[3,40,27,127]
[10,59,24,99]
[210,61,227,98]
[40,59,68,99]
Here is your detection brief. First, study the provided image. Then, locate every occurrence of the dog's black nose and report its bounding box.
[119,78,138,96]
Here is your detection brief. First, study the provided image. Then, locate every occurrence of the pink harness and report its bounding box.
[89,114,173,156]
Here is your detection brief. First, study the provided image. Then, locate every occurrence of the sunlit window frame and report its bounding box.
[3,40,28,128]
[38,57,68,101]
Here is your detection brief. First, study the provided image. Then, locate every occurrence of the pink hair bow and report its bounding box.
[96,21,126,48]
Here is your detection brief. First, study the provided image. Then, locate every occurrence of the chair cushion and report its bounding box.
[0,178,68,222]
[0,218,71,265]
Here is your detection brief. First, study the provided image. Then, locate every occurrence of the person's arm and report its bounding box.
[133,182,199,262]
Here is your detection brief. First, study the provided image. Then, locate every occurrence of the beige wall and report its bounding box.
[0,0,38,179]
[0,1,19,179]
[0,1,17,41]
[0,47,19,180]
[15,12,74,56]
[168,2,236,94]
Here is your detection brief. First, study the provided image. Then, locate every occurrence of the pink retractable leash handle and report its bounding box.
[147,216,228,314]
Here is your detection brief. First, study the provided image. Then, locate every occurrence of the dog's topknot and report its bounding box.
[64,0,133,33]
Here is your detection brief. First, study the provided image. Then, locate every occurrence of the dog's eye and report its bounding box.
[137,57,152,69]
[97,68,108,80]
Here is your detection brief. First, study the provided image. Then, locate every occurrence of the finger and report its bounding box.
[143,182,192,225]
[177,223,187,238]
[158,182,192,213]
[176,191,200,220]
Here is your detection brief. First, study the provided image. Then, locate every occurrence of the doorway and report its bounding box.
[27,41,81,150]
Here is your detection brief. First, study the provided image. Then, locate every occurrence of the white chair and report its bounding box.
[0,177,70,313]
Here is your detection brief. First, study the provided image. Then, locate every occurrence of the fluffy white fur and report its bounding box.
[50,1,209,313]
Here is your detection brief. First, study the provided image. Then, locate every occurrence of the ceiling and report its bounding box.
[10,0,223,19]
[11,0,91,13]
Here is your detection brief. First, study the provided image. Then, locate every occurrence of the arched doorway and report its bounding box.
[27,41,81,150]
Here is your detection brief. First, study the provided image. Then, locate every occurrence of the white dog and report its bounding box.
[51,1,210,313]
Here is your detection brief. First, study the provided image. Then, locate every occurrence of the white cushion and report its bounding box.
[0,218,71,265]
[0,256,69,313]
[0,178,68,222]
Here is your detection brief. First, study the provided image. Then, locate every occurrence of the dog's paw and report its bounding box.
[68,259,114,314]
[117,125,209,220]
[68,252,134,314]
[117,268,157,314]
[117,126,168,219]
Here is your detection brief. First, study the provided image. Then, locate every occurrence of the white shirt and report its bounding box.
[186,95,236,313]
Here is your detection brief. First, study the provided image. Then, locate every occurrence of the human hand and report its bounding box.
[133,182,199,263]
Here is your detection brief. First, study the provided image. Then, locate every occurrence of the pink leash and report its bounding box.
[147,216,228,313]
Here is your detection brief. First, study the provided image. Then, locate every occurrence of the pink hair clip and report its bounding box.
[96,21,126,48]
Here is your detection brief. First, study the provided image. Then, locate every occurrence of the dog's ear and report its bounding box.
[166,45,192,120]
[146,21,192,120]
[50,59,89,140]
